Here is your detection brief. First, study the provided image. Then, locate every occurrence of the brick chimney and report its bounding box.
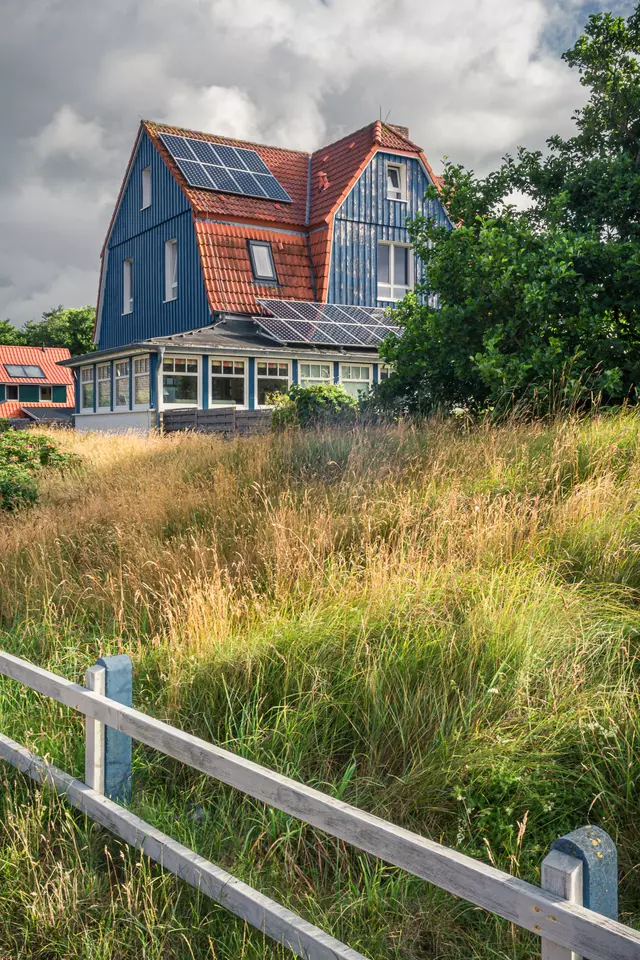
[387,123,409,139]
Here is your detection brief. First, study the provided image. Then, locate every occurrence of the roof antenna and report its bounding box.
[383,110,391,124]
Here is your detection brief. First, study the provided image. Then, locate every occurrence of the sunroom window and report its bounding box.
[80,367,94,410]
[115,360,130,408]
[134,357,150,406]
[377,242,411,301]
[163,356,198,405]
[257,360,289,406]
[97,363,111,408]
[340,364,371,398]
[211,358,246,406]
[299,363,332,388]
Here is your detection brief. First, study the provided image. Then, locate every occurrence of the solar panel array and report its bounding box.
[255,299,402,347]
[159,134,292,203]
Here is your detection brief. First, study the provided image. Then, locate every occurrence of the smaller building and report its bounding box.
[0,345,74,423]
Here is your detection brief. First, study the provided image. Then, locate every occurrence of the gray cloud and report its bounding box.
[0,0,633,325]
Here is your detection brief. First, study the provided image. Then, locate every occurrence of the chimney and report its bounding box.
[388,123,409,139]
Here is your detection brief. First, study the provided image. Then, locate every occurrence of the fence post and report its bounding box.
[85,664,106,793]
[96,654,133,804]
[541,826,618,960]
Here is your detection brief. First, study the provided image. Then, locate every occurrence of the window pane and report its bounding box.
[279,363,288,377]
[134,358,148,374]
[40,386,52,401]
[115,361,129,378]
[211,361,222,374]
[98,381,110,407]
[250,243,276,280]
[300,364,310,378]
[116,378,129,406]
[135,375,150,405]
[211,376,245,404]
[163,375,197,404]
[394,245,408,286]
[223,360,233,375]
[163,358,174,371]
[187,359,198,373]
[257,362,267,375]
[81,367,93,382]
[341,381,362,398]
[258,378,288,405]
[387,167,400,190]
[234,361,245,374]
[98,364,110,380]
[174,358,186,373]
[267,362,277,376]
[82,383,94,408]
[377,244,390,284]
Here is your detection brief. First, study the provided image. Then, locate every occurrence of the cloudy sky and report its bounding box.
[1,0,634,326]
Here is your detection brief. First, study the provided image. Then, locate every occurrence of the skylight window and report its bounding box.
[248,241,277,282]
[5,364,45,378]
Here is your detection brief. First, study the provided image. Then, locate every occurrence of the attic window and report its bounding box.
[5,364,45,378]
[248,241,277,282]
[386,163,406,202]
[142,166,151,209]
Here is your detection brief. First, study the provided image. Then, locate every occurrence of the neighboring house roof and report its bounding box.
[0,345,74,385]
[97,120,443,338]
[21,406,74,421]
[0,400,73,420]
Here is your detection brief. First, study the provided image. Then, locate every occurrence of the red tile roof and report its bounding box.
[195,220,315,314]
[0,400,72,420]
[0,346,74,385]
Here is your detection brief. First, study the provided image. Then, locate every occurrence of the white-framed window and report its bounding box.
[97,364,111,408]
[162,355,198,406]
[256,359,290,407]
[248,241,277,282]
[211,358,246,407]
[40,386,52,402]
[340,364,371,398]
[134,356,150,407]
[142,166,151,209]
[379,364,392,382]
[299,362,332,388]
[377,242,412,302]
[115,360,130,408]
[6,385,18,401]
[123,258,133,314]
[165,239,178,301]
[80,366,94,410]
[386,162,407,202]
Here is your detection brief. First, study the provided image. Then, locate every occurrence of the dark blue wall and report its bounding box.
[327,151,447,307]
[99,132,211,350]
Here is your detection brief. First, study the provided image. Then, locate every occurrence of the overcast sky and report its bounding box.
[1,0,634,326]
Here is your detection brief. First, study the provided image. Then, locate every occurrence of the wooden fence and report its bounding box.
[0,650,639,960]
[163,407,272,435]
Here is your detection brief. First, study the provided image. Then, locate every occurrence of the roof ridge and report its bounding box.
[142,120,311,158]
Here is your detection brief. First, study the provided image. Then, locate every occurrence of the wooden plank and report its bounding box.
[84,665,105,793]
[0,734,368,960]
[541,850,583,960]
[1,651,639,960]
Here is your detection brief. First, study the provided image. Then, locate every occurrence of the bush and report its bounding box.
[0,418,10,434]
[271,384,358,429]
[0,463,38,511]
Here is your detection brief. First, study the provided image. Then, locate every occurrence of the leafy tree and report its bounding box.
[23,305,96,356]
[0,320,26,346]
[380,3,640,413]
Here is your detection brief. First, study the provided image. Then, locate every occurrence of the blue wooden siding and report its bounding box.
[99,132,211,350]
[327,152,447,307]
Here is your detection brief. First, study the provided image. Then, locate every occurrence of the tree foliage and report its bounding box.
[0,306,96,356]
[380,3,640,413]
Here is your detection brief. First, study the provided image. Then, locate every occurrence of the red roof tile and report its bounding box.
[195,220,315,315]
[0,400,72,420]
[0,346,74,385]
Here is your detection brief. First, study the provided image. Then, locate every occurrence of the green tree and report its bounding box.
[23,305,96,356]
[0,320,26,346]
[380,3,640,413]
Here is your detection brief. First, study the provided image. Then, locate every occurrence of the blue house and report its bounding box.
[61,120,448,430]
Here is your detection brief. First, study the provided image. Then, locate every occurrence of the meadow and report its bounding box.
[1,412,640,958]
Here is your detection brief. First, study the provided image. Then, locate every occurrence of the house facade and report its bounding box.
[0,345,74,423]
[61,120,448,431]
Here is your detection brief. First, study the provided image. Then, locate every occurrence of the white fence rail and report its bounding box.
[0,650,638,960]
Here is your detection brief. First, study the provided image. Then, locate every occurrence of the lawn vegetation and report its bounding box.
[1,414,640,958]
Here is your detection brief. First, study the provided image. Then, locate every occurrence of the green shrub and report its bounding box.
[0,463,38,511]
[271,384,358,429]
[0,418,10,434]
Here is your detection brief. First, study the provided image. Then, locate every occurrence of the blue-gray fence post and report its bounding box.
[96,654,133,804]
[541,825,618,959]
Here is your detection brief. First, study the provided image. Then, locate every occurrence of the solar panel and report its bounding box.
[256,309,402,348]
[257,299,392,326]
[159,134,292,203]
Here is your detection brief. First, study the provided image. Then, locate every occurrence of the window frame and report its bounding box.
[141,166,152,209]
[386,162,407,202]
[210,357,247,409]
[80,366,95,412]
[298,362,333,388]
[377,241,413,302]
[123,258,133,315]
[162,354,200,408]
[133,356,151,410]
[339,364,372,398]
[6,385,18,401]
[248,241,278,283]
[114,360,130,409]
[255,358,291,408]
[40,385,52,402]
[164,238,178,302]
[97,363,111,409]
[378,363,393,382]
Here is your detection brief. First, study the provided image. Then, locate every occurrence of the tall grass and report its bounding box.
[1,413,640,958]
